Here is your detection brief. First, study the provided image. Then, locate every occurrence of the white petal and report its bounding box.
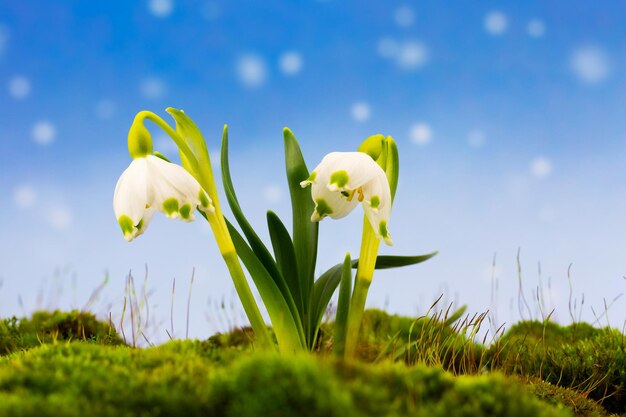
[315,152,381,192]
[310,177,359,221]
[145,155,205,218]
[362,173,393,245]
[113,158,149,224]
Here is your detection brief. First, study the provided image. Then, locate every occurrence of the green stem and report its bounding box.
[221,249,275,350]
[138,111,275,351]
[344,217,381,357]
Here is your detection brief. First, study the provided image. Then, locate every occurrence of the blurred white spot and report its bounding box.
[530,157,552,178]
[140,77,166,99]
[48,206,72,230]
[394,6,415,28]
[351,102,371,122]
[410,122,433,146]
[32,121,56,145]
[484,11,507,35]
[148,0,173,17]
[279,52,303,75]
[202,2,220,20]
[378,38,429,70]
[0,24,8,55]
[467,129,486,148]
[396,41,428,70]
[263,184,282,204]
[570,46,611,85]
[377,38,399,58]
[236,54,267,88]
[13,185,36,209]
[8,76,31,99]
[527,19,545,38]
[95,99,116,120]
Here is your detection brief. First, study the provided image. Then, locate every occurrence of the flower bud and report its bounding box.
[127,118,153,159]
[357,134,385,161]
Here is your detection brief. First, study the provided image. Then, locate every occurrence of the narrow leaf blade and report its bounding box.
[284,128,318,318]
[227,220,305,351]
[221,127,303,329]
[267,211,304,319]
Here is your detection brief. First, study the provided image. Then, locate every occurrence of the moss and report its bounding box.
[487,320,626,414]
[0,310,123,355]
[0,342,572,417]
[523,377,614,417]
[318,309,485,373]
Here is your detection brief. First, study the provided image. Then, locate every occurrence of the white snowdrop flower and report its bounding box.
[113,155,214,241]
[301,152,393,245]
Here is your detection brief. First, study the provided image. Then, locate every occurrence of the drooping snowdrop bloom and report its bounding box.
[113,154,214,241]
[300,152,393,245]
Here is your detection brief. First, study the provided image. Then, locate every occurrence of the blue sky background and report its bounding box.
[1,0,626,342]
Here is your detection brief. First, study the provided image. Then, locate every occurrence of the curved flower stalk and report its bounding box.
[113,109,275,351]
[300,151,393,245]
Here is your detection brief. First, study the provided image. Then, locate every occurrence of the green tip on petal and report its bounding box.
[180,203,192,220]
[118,215,136,241]
[312,198,333,221]
[300,171,317,188]
[370,195,380,209]
[162,197,180,218]
[378,220,393,245]
[329,170,349,190]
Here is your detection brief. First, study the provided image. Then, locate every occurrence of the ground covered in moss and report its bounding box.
[0,310,623,417]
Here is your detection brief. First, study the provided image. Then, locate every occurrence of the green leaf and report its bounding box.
[284,128,318,323]
[165,108,213,189]
[309,263,344,347]
[226,220,305,352]
[221,126,304,344]
[358,252,438,270]
[333,253,353,357]
[221,126,303,336]
[267,211,304,320]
